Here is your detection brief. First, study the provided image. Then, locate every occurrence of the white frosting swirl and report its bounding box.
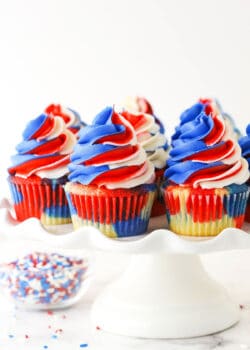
[120,111,168,169]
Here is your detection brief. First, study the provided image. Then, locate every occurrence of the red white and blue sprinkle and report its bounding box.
[0,252,88,307]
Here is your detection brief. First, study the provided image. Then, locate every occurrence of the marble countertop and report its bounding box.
[1,249,250,350]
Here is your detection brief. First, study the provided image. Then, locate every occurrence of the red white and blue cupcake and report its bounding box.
[239,124,250,222]
[122,96,168,216]
[65,106,156,238]
[163,100,249,236]
[8,111,78,225]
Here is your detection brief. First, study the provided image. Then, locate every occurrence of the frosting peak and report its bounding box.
[166,101,249,189]
[123,96,154,115]
[120,109,168,170]
[45,104,85,134]
[8,113,77,179]
[68,106,155,189]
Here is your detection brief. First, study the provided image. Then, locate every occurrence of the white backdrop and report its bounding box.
[0,0,250,195]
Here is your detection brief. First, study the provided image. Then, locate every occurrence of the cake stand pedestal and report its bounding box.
[91,253,238,338]
[88,219,250,338]
[0,199,250,339]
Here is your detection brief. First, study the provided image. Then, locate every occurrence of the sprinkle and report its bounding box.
[62,314,67,319]
[55,328,63,333]
[48,325,52,329]
[8,334,14,339]
[43,346,48,349]
[47,310,54,316]
[96,326,100,330]
[25,334,29,339]
[240,304,244,309]
[80,344,88,348]
[0,252,88,307]
[51,334,58,339]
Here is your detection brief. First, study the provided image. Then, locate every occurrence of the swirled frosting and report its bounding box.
[239,124,250,168]
[123,96,165,133]
[174,98,242,140]
[199,98,242,139]
[45,104,86,134]
[120,110,168,169]
[68,106,155,189]
[123,96,154,115]
[8,114,77,179]
[165,101,249,189]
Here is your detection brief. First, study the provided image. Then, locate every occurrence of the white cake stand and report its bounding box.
[1,198,250,339]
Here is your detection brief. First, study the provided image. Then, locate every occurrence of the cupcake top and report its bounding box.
[123,96,165,133]
[120,109,168,170]
[68,106,155,189]
[165,101,249,189]
[45,104,86,135]
[199,98,242,139]
[175,98,242,140]
[123,96,154,114]
[8,113,77,179]
[239,124,250,169]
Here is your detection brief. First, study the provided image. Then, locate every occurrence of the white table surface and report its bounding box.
[1,247,250,350]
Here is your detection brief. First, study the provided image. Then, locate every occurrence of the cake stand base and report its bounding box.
[91,253,239,338]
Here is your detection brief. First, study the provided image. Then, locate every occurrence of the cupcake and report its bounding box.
[122,96,168,216]
[239,125,250,222]
[8,113,77,225]
[45,103,86,135]
[65,106,156,238]
[163,100,249,236]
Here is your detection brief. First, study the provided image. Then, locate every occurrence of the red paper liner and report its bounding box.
[65,183,156,238]
[151,168,166,217]
[8,176,71,225]
[163,184,249,236]
[245,207,250,222]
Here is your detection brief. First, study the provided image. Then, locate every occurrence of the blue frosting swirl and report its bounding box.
[8,113,75,178]
[165,161,222,184]
[164,101,243,187]
[172,103,206,144]
[168,112,216,167]
[69,107,119,184]
[68,106,154,188]
[239,124,250,167]
[179,102,204,124]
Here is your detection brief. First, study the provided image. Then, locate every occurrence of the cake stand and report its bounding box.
[1,198,250,339]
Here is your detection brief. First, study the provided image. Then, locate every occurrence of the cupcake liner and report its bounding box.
[151,168,166,217]
[244,181,250,223]
[245,203,250,223]
[65,183,156,238]
[8,176,71,225]
[163,183,249,237]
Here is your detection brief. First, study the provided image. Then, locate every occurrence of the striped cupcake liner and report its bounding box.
[151,168,166,217]
[65,183,156,238]
[163,184,249,237]
[244,181,250,222]
[8,176,71,225]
